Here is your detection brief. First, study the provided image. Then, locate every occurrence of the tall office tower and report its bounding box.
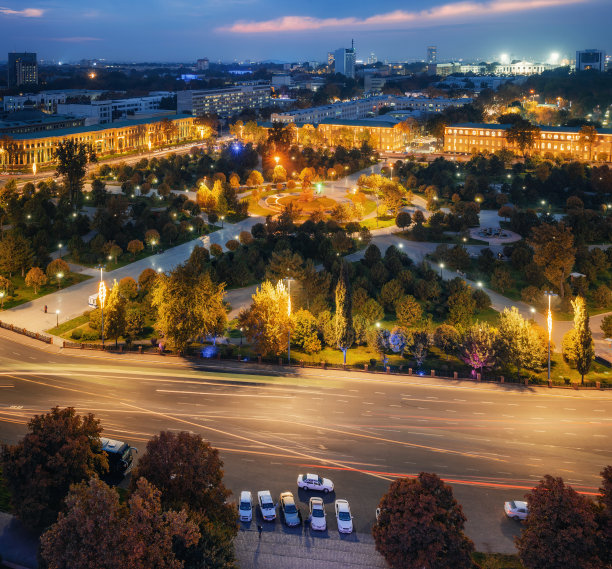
[327,52,335,67]
[196,58,209,71]
[8,52,38,88]
[427,46,437,64]
[368,52,377,65]
[575,49,605,72]
[334,41,356,78]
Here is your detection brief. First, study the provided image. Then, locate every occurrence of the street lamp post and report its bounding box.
[58,243,63,259]
[286,277,292,365]
[544,291,557,381]
[55,309,60,327]
[439,263,445,278]
[99,279,107,349]
[0,291,4,310]
[221,215,225,228]
[56,272,64,290]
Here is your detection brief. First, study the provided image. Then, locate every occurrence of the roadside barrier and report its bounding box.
[0,320,52,344]
[58,340,609,390]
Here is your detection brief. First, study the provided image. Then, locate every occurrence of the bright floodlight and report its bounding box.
[549,52,560,65]
[500,53,510,64]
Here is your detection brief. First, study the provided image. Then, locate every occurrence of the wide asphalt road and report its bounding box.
[0,328,610,557]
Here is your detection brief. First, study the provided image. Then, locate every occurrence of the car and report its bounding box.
[308,497,326,531]
[257,490,276,521]
[238,491,253,522]
[279,492,301,527]
[297,473,334,493]
[335,499,353,533]
[504,500,528,521]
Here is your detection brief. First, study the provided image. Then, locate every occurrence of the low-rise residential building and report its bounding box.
[317,118,407,152]
[444,123,612,161]
[57,95,170,125]
[0,114,195,171]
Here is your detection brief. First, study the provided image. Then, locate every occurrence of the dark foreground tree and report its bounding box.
[54,139,96,208]
[516,475,600,569]
[131,431,238,569]
[597,466,612,567]
[372,473,474,569]
[335,261,355,365]
[40,477,199,569]
[0,407,108,531]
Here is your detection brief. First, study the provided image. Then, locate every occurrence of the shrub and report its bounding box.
[71,329,83,340]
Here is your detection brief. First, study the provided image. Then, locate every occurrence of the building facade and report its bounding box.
[7,52,38,88]
[576,49,606,72]
[444,123,612,162]
[177,85,271,118]
[196,58,210,71]
[57,95,169,125]
[317,119,406,152]
[3,92,67,113]
[427,46,437,64]
[0,114,195,171]
[334,47,356,78]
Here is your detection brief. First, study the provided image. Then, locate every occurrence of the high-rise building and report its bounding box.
[368,52,377,65]
[427,46,437,64]
[196,58,209,71]
[575,49,605,72]
[177,85,271,118]
[334,42,356,78]
[8,52,38,88]
[327,52,335,67]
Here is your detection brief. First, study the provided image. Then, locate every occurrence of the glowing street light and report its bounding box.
[58,243,63,258]
[274,156,280,165]
[56,271,64,290]
[544,291,558,381]
[439,262,445,278]
[55,309,60,327]
[0,290,4,310]
[99,279,107,348]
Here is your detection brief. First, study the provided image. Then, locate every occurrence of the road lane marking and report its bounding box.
[156,389,294,398]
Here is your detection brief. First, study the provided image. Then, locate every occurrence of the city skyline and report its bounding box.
[0,0,610,63]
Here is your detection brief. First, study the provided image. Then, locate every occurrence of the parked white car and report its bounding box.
[238,491,253,522]
[297,473,334,493]
[257,490,276,521]
[504,500,528,521]
[335,499,353,533]
[309,497,327,531]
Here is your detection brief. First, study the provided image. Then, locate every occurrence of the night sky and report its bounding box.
[0,0,610,63]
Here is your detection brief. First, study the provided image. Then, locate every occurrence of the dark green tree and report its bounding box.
[335,261,355,365]
[565,296,594,385]
[54,140,96,208]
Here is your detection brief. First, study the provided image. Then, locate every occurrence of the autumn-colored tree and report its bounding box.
[433,324,460,360]
[46,258,70,288]
[0,407,108,531]
[145,229,160,250]
[238,230,253,245]
[506,120,541,157]
[599,466,612,567]
[25,266,47,294]
[516,475,600,569]
[151,264,226,351]
[104,280,127,347]
[529,223,575,299]
[118,276,138,300]
[394,295,421,328]
[291,308,322,353]
[373,473,474,569]
[0,275,9,307]
[131,431,235,529]
[127,239,144,258]
[245,170,264,187]
[0,232,33,277]
[238,280,291,356]
[138,268,158,291]
[40,477,200,569]
[264,249,304,282]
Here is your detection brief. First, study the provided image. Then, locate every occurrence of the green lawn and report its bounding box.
[1,273,92,311]
[361,216,396,230]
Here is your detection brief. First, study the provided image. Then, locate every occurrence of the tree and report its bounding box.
[529,223,575,299]
[292,309,322,353]
[46,258,70,288]
[25,266,47,294]
[358,298,384,324]
[54,139,95,207]
[447,288,476,331]
[0,407,108,531]
[373,473,474,569]
[40,477,200,569]
[138,268,158,291]
[335,261,355,364]
[131,431,235,529]
[578,125,598,161]
[599,466,612,567]
[152,265,226,352]
[105,280,127,347]
[490,265,513,293]
[0,275,9,307]
[118,276,138,300]
[0,232,33,277]
[497,307,544,380]
[389,327,409,355]
[563,296,594,384]
[379,279,404,311]
[433,324,460,359]
[516,475,600,569]
[395,295,422,328]
[127,239,144,258]
[601,315,612,338]
[460,323,497,376]
[246,170,264,187]
[145,229,160,250]
[506,120,541,157]
[396,211,411,230]
[409,330,430,368]
[238,280,291,356]
[264,249,304,282]
[124,308,145,344]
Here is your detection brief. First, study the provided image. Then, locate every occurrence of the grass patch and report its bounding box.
[276,195,337,213]
[46,312,91,336]
[1,273,92,310]
[360,216,396,230]
[472,552,525,569]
